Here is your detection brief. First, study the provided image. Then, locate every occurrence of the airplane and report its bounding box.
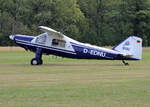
[9,26,142,66]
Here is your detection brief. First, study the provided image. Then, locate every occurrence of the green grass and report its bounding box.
[0,48,150,107]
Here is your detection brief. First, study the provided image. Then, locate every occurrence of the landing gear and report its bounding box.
[31,48,43,65]
[31,58,43,65]
[122,60,129,66]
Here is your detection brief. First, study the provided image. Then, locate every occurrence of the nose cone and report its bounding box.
[9,35,15,40]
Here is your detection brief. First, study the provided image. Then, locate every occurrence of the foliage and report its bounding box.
[0,0,150,46]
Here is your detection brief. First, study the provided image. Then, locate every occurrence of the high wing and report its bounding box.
[38,26,64,38]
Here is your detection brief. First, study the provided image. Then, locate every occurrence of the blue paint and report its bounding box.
[35,48,42,59]
[13,35,138,61]
[14,35,34,42]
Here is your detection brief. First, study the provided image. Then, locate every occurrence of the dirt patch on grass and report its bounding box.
[0,47,24,51]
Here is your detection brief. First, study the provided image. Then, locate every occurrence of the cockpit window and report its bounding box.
[36,33,47,44]
[52,39,66,48]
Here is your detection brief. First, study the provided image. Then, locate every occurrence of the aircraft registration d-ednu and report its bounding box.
[9,26,142,66]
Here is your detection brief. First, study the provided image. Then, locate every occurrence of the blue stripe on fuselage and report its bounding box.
[70,42,118,60]
[16,41,77,58]
[15,39,76,54]
[14,36,77,58]
[14,35,34,42]
[71,42,139,60]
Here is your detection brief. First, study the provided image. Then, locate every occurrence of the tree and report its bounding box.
[1,0,150,46]
[50,0,86,40]
[124,0,150,46]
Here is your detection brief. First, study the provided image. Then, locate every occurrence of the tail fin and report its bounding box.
[112,36,142,60]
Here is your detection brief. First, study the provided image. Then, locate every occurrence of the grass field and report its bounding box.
[0,47,150,107]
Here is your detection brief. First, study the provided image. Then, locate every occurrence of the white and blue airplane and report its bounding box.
[9,26,142,65]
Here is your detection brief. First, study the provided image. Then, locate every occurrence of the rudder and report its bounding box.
[112,36,142,60]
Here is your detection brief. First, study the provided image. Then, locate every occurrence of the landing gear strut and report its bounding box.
[122,60,129,66]
[31,48,43,65]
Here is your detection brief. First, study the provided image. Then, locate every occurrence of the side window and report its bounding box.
[59,40,66,47]
[52,39,66,48]
[52,39,59,46]
[36,34,46,44]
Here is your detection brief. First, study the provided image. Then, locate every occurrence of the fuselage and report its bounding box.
[9,33,135,60]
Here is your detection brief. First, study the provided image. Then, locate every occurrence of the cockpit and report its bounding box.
[35,33,66,48]
[35,33,47,44]
[52,39,66,48]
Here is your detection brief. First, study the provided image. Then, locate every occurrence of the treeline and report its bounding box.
[0,0,150,46]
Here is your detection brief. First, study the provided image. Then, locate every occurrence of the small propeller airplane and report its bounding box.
[9,26,142,66]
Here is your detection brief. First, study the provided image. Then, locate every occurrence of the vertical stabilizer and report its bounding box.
[113,36,142,60]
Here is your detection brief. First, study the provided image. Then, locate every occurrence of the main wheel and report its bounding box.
[31,58,40,65]
[39,59,43,65]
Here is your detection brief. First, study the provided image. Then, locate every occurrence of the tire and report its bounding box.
[31,58,39,65]
[39,59,43,65]
[125,63,129,66]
